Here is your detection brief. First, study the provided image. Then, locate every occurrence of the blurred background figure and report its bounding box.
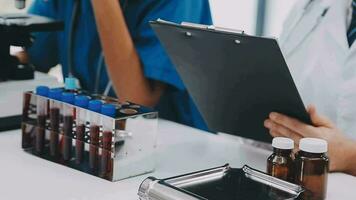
[7,0,213,131]
[1,0,297,83]
[265,0,356,176]
[0,0,297,130]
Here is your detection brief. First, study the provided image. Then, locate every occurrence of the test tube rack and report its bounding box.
[21,90,158,181]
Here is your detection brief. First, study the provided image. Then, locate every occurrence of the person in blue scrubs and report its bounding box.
[20,0,212,130]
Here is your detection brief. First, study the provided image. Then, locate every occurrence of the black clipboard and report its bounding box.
[150,20,311,143]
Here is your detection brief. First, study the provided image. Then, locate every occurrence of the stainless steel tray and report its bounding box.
[138,164,304,200]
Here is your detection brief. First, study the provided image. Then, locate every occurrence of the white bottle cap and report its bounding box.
[299,138,328,153]
[272,137,294,150]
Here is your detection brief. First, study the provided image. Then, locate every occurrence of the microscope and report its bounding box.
[0,0,63,132]
[0,0,63,82]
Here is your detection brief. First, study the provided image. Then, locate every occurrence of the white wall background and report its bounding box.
[0,0,297,81]
[210,0,298,37]
[0,0,297,37]
[210,0,258,35]
[264,0,298,36]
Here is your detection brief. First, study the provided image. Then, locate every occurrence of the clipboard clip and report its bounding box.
[156,19,245,35]
[181,22,245,35]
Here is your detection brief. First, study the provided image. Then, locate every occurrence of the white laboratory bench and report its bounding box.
[0,72,62,118]
[0,119,355,200]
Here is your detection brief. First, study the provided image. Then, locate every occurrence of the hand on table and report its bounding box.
[264,105,356,175]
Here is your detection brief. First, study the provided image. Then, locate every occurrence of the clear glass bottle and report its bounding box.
[295,138,329,200]
[267,137,294,182]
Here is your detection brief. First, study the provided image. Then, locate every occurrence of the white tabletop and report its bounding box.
[0,72,62,117]
[0,119,355,200]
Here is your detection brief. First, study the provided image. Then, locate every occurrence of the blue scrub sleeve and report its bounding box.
[27,0,59,72]
[132,0,212,91]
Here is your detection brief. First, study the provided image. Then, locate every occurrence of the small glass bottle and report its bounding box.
[61,92,75,162]
[267,137,295,182]
[88,100,103,171]
[295,138,329,200]
[74,95,90,164]
[35,86,49,154]
[100,104,116,178]
[48,88,63,157]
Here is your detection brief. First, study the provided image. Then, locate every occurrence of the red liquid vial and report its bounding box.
[61,92,75,162]
[49,107,60,156]
[75,124,85,164]
[35,115,46,154]
[88,100,103,172]
[62,115,73,161]
[101,131,112,177]
[89,125,100,170]
[35,86,49,154]
[48,88,63,157]
[100,104,116,178]
[74,95,90,164]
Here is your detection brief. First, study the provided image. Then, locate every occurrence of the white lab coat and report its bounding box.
[279,0,356,139]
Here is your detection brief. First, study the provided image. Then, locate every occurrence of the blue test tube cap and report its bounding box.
[65,77,77,91]
[101,104,116,117]
[61,92,75,104]
[36,86,49,97]
[48,88,63,100]
[88,100,103,113]
[75,95,90,108]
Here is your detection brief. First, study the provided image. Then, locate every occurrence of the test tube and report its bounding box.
[61,92,75,161]
[100,104,116,178]
[35,86,49,154]
[48,88,63,157]
[74,95,90,164]
[88,100,103,171]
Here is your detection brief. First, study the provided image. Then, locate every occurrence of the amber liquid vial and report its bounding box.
[295,138,329,200]
[267,137,294,182]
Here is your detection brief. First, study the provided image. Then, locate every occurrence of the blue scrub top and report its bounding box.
[28,0,212,131]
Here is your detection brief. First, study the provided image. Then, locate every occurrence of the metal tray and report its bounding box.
[138,164,304,200]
